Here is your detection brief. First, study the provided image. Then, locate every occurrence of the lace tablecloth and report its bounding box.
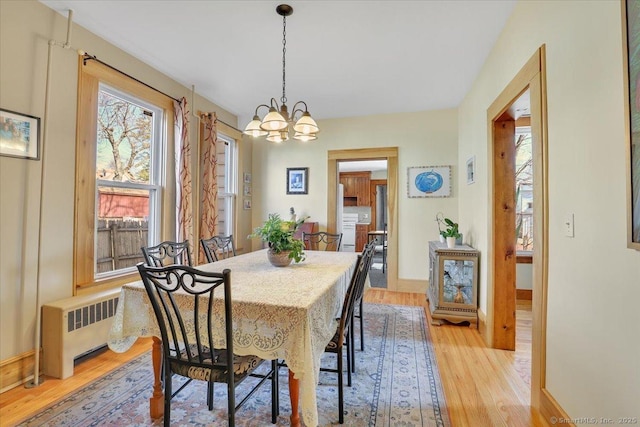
[108,249,359,426]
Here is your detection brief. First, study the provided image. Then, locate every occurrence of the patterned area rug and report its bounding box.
[19,304,449,427]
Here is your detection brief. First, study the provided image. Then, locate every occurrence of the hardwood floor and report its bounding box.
[0,291,545,426]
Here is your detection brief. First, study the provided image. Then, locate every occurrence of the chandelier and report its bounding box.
[243,4,319,143]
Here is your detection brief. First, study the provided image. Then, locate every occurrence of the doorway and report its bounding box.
[327,147,398,290]
[487,46,550,415]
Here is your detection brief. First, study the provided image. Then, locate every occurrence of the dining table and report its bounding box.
[108,248,359,427]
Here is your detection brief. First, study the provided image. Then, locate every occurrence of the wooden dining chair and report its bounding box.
[141,240,193,267]
[201,235,236,263]
[320,247,370,424]
[136,263,279,426]
[302,231,343,251]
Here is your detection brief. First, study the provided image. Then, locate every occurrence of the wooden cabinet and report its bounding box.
[355,224,368,252]
[428,241,479,327]
[339,172,370,207]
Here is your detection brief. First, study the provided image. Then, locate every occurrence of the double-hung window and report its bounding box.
[95,84,164,277]
[75,59,173,290]
[216,132,237,237]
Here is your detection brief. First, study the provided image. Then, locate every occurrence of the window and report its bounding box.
[95,84,164,277]
[75,58,174,289]
[515,126,533,251]
[216,132,237,237]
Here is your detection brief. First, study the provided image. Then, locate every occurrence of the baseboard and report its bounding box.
[0,349,38,394]
[517,289,532,300]
[477,308,488,342]
[396,278,427,293]
[538,387,573,426]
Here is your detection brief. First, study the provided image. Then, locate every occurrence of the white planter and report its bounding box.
[439,234,445,243]
[446,236,456,248]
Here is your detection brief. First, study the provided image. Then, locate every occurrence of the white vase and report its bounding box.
[446,236,456,248]
[439,234,445,243]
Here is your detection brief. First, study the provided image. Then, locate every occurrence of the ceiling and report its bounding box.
[40,1,516,128]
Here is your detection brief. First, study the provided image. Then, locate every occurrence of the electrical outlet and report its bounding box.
[564,213,574,237]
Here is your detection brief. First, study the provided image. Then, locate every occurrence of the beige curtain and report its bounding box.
[174,97,193,245]
[198,113,219,263]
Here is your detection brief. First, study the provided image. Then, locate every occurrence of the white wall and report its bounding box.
[251,109,459,282]
[459,0,640,419]
[0,0,239,361]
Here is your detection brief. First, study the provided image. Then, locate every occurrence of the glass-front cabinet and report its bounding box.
[427,241,479,327]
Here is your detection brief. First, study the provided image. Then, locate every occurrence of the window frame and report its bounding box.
[74,58,174,291]
[217,132,238,238]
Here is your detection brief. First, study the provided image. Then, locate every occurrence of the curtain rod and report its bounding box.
[83,54,244,134]
[82,53,181,103]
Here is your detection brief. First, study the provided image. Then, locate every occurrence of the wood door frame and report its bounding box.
[487,46,561,419]
[328,147,398,290]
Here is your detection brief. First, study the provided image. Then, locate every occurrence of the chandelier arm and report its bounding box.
[291,101,309,120]
[254,104,271,117]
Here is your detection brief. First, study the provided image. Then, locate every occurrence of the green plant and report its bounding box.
[442,218,461,239]
[249,213,307,263]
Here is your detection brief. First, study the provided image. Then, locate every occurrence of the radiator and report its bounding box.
[42,289,120,379]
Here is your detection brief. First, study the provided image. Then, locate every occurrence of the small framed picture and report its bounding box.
[243,172,252,184]
[286,167,308,195]
[407,165,451,198]
[243,199,252,210]
[466,156,476,185]
[0,108,40,160]
[244,184,251,196]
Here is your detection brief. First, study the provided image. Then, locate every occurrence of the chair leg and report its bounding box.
[164,370,172,427]
[271,359,279,423]
[359,298,365,352]
[346,337,352,388]
[207,381,214,410]
[337,348,344,424]
[227,382,235,426]
[350,316,356,373]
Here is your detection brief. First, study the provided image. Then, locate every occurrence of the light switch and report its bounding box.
[564,213,574,237]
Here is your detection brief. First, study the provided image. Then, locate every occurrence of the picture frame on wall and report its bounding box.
[244,184,251,196]
[623,0,640,249]
[243,172,252,184]
[466,156,476,185]
[286,167,308,195]
[407,165,451,198]
[243,199,252,210]
[0,108,40,160]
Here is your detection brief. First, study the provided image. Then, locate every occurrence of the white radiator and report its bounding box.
[42,289,121,379]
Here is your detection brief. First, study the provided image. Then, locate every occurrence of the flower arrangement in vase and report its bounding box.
[249,213,307,266]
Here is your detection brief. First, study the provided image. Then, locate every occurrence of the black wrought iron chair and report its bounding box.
[136,263,279,427]
[201,235,237,263]
[320,244,371,424]
[141,240,193,267]
[351,241,376,371]
[302,231,343,251]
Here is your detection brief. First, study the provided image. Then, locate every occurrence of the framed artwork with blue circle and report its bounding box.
[407,165,451,198]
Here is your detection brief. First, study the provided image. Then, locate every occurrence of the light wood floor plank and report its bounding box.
[0,290,547,427]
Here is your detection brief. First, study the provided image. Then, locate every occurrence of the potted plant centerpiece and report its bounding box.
[442,217,461,248]
[249,213,307,267]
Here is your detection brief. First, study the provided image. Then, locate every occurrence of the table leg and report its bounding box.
[150,337,164,419]
[288,369,301,427]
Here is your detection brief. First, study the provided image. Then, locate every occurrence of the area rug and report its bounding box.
[19,304,449,427]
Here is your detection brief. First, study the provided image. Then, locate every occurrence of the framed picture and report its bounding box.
[244,184,252,196]
[243,172,252,184]
[286,167,308,195]
[0,109,40,160]
[407,165,451,198]
[623,0,640,249]
[466,156,476,185]
[243,199,252,210]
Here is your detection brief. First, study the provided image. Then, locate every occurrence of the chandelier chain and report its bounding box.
[281,14,287,105]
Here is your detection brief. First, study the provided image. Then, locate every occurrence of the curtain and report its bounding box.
[174,97,193,245]
[199,113,219,263]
